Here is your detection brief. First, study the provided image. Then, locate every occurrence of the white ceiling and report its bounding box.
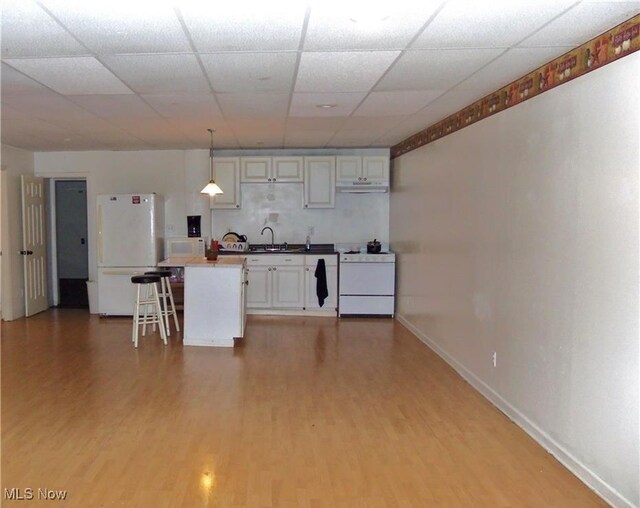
[1,0,638,151]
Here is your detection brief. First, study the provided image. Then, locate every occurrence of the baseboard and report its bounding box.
[396,313,636,508]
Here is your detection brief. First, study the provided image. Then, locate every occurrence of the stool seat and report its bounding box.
[132,274,161,284]
[145,270,171,276]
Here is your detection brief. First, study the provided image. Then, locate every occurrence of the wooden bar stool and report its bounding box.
[145,270,180,336]
[131,274,167,348]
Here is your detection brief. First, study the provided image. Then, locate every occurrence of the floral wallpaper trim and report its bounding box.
[391,14,640,159]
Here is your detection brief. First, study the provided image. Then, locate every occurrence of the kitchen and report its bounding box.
[1,3,638,507]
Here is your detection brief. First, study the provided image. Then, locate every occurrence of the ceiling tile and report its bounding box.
[286,117,347,131]
[217,93,290,117]
[295,51,400,92]
[520,1,640,47]
[201,52,297,93]
[0,64,50,95]
[67,94,163,123]
[289,92,367,116]
[0,0,90,57]
[178,2,306,51]
[413,1,576,49]
[455,46,572,93]
[354,90,444,116]
[304,2,441,51]
[4,57,132,95]
[142,93,223,120]
[101,54,210,94]
[284,130,335,147]
[41,0,191,54]
[375,48,504,91]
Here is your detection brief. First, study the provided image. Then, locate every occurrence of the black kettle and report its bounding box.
[367,239,381,253]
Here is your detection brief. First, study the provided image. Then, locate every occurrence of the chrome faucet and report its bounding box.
[260,226,275,247]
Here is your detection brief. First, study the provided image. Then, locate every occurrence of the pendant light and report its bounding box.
[200,128,223,196]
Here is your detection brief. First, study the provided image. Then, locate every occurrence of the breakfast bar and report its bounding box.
[159,256,247,347]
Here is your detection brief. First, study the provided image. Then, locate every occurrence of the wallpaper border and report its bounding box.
[391,14,640,159]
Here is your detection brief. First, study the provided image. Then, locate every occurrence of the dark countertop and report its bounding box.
[219,243,336,256]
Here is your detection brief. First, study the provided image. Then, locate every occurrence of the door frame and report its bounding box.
[44,173,92,307]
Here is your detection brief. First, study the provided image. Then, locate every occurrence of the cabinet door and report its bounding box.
[272,266,304,308]
[362,156,389,184]
[336,156,362,184]
[246,265,271,308]
[273,157,303,182]
[241,157,272,182]
[304,264,337,310]
[303,156,335,209]
[210,157,241,209]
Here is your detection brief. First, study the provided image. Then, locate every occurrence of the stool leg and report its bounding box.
[153,283,167,345]
[142,283,151,336]
[160,278,171,337]
[166,279,180,332]
[132,284,141,348]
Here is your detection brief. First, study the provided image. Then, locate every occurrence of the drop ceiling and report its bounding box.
[1,0,638,152]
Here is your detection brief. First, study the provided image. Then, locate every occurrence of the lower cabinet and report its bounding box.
[246,253,338,315]
[304,255,338,312]
[246,255,305,310]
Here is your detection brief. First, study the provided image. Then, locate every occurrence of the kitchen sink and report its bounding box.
[249,244,304,253]
[248,243,336,254]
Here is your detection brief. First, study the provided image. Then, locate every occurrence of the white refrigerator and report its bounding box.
[97,193,164,315]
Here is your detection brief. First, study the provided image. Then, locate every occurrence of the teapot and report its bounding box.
[366,239,381,253]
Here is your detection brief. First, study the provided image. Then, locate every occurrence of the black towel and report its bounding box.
[314,259,328,307]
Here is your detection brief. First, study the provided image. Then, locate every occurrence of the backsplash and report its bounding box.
[211,183,389,246]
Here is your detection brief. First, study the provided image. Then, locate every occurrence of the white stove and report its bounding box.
[339,251,395,317]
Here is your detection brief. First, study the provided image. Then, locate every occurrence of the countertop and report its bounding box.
[159,256,245,268]
[220,243,337,256]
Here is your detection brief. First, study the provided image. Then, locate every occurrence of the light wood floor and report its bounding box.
[2,309,605,507]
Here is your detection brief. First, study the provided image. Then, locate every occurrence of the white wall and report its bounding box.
[1,144,35,321]
[35,149,388,279]
[390,53,639,507]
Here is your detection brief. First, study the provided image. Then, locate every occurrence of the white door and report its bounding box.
[305,265,337,310]
[272,266,304,308]
[21,175,48,316]
[246,265,271,308]
[211,158,241,209]
[303,157,335,209]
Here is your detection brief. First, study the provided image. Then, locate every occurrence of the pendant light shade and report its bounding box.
[200,128,223,196]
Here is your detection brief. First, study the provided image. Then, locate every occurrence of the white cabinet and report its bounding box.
[210,157,241,209]
[304,156,335,208]
[246,255,304,310]
[304,254,338,313]
[241,156,303,183]
[336,155,389,185]
[183,261,247,347]
[272,156,303,182]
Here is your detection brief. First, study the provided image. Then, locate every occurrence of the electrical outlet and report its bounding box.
[492,352,497,368]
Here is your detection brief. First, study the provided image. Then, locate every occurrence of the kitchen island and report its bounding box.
[159,256,247,347]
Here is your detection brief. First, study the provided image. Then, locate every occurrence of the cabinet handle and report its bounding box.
[358,177,362,181]
[273,178,276,182]
[236,204,240,208]
[273,267,277,271]
[268,267,272,271]
[363,177,367,181]
[268,178,272,182]
[304,204,308,208]
[306,268,309,271]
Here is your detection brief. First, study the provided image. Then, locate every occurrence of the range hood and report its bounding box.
[336,182,389,193]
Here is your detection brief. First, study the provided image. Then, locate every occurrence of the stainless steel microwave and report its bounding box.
[165,236,206,257]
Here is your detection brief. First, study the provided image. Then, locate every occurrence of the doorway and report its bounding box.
[54,180,88,308]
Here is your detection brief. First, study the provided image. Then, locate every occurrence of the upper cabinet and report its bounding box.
[336,155,390,186]
[304,156,335,209]
[241,156,303,183]
[272,157,303,182]
[210,157,241,209]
